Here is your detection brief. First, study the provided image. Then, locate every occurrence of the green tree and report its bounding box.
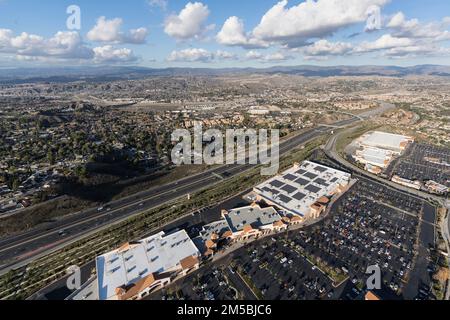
[12,178,20,191]
[47,151,55,165]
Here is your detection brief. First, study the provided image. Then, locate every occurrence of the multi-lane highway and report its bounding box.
[0,106,390,275]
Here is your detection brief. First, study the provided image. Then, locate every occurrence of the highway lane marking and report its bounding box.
[0,173,225,254]
[0,122,350,266]
[0,161,264,255]
[1,129,332,254]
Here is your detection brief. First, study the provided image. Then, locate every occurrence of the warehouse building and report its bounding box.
[253,161,351,221]
[355,131,413,153]
[352,131,414,174]
[354,147,394,169]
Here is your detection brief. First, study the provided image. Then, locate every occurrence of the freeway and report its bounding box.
[0,124,327,274]
[0,106,388,275]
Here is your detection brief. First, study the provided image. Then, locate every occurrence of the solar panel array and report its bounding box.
[254,161,351,217]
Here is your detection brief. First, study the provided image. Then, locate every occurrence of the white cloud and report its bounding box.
[303,39,353,58]
[87,16,148,44]
[383,45,450,59]
[245,50,293,62]
[87,17,122,42]
[245,50,264,60]
[127,28,149,44]
[0,28,141,64]
[387,12,414,29]
[167,48,239,62]
[387,12,450,41]
[252,0,389,48]
[217,17,246,46]
[148,0,168,11]
[93,45,138,63]
[264,52,293,62]
[216,16,268,49]
[9,32,44,49]
[369,12,450,59]
[167,48,214,62]
[164,2,211,40]
[215,50,238,60]
[355,34,414,53]
[0,29,93,60]
[0,29,14,47]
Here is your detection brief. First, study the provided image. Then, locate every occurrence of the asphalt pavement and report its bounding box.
[0,118,357,275]
[22,103,393,299]
[0,104,391,279]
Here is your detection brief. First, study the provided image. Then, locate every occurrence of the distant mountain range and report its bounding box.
[1,65,450,84]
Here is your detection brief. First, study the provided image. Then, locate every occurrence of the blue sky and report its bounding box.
[1,0,450,67]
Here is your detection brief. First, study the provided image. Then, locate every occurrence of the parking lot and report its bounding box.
[147,235,342,301]
[146,176,436,300]
[147,263,241,301]
[388,143,450,188]
[230,237,340,300]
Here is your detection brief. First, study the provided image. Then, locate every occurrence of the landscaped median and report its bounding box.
[0,136,328,300]
[283,239,348,287]
[235,267,264,300]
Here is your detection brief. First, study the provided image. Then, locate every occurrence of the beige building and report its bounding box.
[96,230,200,300]
[254,161,351,221]
[221,203,288,242]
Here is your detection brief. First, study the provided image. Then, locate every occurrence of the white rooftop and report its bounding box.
[193,220,231,253]
[254,161,351,217]
[67,277,98,301]
[96,230,199,300]
[223,205,281,233]
[356,147,393,167]
[358,131,411,152]
[199,220,230,239]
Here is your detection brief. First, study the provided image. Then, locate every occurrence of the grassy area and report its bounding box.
[0,164,214,237]
[0,129,310,236]
[0,135,327,300]
[335,122,382,154]
[431,251,449,300]
[301,250,348,287]
[116,164,215,197]
[278,237,348,286]
[235,268,263,300]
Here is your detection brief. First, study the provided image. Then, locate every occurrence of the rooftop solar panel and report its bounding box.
[281,184,297,194]
[294,177,310,186]
[304,172,318,180]
[330,177,338,183]
[293,192,306,201]
[278,194,291,203]
[315,166,328,173]
[296,169,307,175]
[305,184,321,193]
[284,174,297,181]
[270,180,284,188]
[314,178,327,186]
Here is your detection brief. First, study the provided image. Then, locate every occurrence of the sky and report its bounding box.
[1,0,450,68]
